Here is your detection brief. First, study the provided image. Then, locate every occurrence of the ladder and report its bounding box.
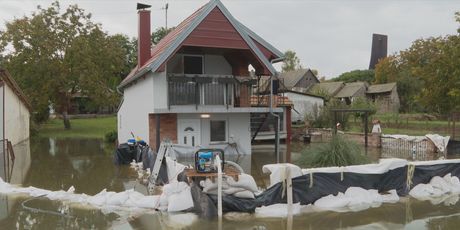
[149,139,172,185]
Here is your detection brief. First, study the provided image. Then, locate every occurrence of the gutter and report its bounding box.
[269,57,284,163]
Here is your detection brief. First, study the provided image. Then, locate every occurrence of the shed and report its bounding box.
[278,69,319,92]
[367,82,400,113]
[0,69,31,146]
[308,82,345,97]
[335,82,368,104]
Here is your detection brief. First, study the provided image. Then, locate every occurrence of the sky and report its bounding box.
[1,0,459,78]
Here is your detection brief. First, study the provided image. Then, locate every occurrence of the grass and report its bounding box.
[38,116,117,139]
[297,135,371,168]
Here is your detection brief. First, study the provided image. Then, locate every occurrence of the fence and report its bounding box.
[381,136,437,160]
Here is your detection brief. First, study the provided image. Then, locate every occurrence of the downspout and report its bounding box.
[269,57,284,163]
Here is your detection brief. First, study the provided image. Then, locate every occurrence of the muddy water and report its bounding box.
[0,138,459,229]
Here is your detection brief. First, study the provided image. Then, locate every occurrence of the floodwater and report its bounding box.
[1,138,460,229]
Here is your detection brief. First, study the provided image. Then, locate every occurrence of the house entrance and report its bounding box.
[178,119,201,147]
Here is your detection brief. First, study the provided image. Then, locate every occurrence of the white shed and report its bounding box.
[284,91,324,123]
[0,69,31,146]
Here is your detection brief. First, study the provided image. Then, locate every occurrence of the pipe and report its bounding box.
[269,57,284,163]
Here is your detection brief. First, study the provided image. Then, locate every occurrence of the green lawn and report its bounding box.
[38,116,117,139]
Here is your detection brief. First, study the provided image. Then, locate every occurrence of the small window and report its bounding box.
[210,120,226,142]
[184,55,203,74]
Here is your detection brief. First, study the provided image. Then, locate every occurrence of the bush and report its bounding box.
[305,99,350,129]
[105,130,118,143]
[298,135,370,168]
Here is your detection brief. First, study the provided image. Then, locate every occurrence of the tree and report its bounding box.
[0,2,126,128]
[331,69,375,83]
[281,50,302,72]
[374,11,460,114]
[151,27,174,45]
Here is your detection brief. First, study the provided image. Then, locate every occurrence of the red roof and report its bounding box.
[119,0,283,89]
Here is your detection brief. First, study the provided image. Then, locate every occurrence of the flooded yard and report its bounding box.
[1,138,460,229]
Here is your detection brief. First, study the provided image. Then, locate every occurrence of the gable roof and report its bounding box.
[278,69,317,89]
[119,0,282,90]
[335,82,368,98]
[0,69,32,112]
[367,82,397,94]
[308,82,345,96]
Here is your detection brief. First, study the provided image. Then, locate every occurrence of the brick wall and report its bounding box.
[149,113,178,150]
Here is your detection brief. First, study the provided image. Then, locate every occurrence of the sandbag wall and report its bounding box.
[256,159,460,207]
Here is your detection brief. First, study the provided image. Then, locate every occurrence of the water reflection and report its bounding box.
[1,138,460,229]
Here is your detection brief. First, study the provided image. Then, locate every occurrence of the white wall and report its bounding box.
[153,72,168,109]
[167,54,232,75]
[285,92,324,122]
[4,84,30,146]
[204,54,232,75]
[118,73,156,143]
[0,86,3,141]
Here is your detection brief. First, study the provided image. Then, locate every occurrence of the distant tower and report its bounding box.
[369,34,388,69]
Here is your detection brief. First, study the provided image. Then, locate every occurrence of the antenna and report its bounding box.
[162,3,169,29]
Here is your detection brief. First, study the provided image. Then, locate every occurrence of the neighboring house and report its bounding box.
[308,81,345,97]
[0,69,31,147]
[367,82,400,113]
[278,69,319,92]
[283,91,324,123]
[252,76,324,125]
[334,82,368,104]
[117,0,285,155]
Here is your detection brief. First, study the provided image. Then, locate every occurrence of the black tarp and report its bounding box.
[256,166,409,206]
[256,162,460,207]
[113,143,138,165]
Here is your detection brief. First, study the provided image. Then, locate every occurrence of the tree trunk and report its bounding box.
[62,111,71,130]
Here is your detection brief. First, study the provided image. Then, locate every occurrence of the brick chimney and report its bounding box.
[138,9,151,67]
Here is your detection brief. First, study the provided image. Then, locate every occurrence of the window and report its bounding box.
[184,55,203,74]
[210,120,226,142]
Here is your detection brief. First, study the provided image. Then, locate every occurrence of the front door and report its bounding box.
[178,119,201,147]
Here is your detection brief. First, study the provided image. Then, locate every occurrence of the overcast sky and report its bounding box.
[1,0,459,78]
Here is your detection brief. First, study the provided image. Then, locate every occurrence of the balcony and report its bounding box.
[167,73,256,109]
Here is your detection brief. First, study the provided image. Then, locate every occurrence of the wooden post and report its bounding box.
[286,166,293,216]
[275,114,280,163]
[364,111,369,147]
[286,106,292,163]
[216,155,223,218]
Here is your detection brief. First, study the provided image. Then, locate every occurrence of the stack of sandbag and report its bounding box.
[262,163,303,188]
[199,173,259,199]
[409,173,460,199]
[159,181,194,212]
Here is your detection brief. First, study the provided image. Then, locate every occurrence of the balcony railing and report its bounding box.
[167,74,256,109]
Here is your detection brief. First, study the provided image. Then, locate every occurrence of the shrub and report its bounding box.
[105,130,118,143]
[298,135,370,168]
[305,99,350,129]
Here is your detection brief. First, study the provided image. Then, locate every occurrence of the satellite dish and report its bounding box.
[137,3,151,10]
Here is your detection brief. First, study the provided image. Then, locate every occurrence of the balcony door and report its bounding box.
[178,119,201,147]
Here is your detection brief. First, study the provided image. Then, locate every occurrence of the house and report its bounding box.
[308,81,345,97]
[367,82,400,113]
[0,69,31,147]
[334,82,368,104]
[283,91,324,123]
[278,69,319,92]
[117,0,285,155]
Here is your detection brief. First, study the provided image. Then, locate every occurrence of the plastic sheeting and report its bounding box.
[257,159,460,209]
[113,143,141,165]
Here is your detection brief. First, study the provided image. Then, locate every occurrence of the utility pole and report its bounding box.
[162,3,169,29]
